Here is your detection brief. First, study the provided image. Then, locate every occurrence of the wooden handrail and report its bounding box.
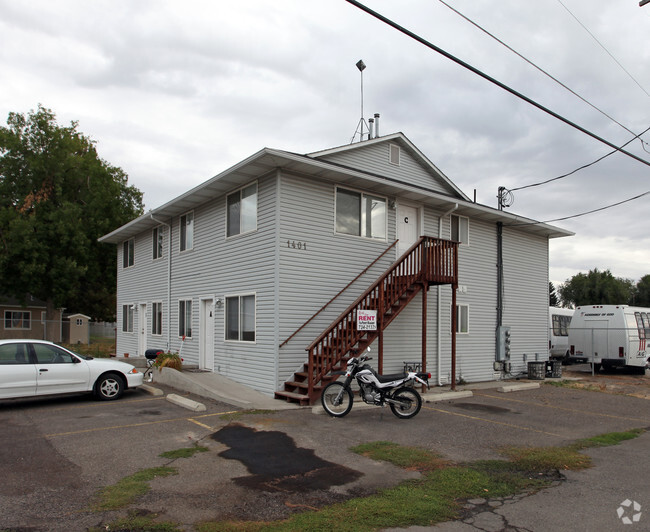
[279,240,399,348]
[305,236,458,399]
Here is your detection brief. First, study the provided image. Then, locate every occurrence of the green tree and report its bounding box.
[633,275,650,307]
[559,268,634,307]
[0,105,143,320]
[549,281,559,307]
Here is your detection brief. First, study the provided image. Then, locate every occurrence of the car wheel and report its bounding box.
[95,373,125,401]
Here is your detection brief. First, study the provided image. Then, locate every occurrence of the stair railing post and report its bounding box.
[307,347,314,399]
[378,282,384,374]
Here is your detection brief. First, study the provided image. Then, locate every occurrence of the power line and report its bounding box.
[510,125,650,192]
[437,0,650,148]
[345,0,650,171]
[556,0,650,98]
[507,190,650,227]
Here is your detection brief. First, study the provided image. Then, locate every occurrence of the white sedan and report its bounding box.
[0,340,143,401]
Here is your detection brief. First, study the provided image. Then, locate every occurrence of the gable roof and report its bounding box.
[308,132,471,202]
[99,133,573,244]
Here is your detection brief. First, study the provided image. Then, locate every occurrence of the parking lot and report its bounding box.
[1,369,650,531]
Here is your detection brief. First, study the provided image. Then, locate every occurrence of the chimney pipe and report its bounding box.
[374,113,380,137]
[368,118,374,139]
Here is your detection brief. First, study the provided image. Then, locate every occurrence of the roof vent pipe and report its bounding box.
[374,113,380,137]
[369,118,374,139]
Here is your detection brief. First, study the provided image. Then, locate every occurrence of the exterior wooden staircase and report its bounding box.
[274,236,458,405]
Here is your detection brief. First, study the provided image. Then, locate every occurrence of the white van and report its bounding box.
[568,305,650,371]
[549,307,573,361]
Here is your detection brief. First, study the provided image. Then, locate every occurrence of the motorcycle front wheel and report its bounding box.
[321,382,353,417]
[389,387,422,419]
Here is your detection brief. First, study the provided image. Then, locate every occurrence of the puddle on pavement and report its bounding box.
[212,423,362,492]
[453,402,515,414]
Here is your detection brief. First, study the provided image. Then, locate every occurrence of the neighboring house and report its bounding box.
[99,132,573,402]
[1,295,62,342]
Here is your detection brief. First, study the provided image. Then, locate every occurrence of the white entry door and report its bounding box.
[199,299,215,371]
[397,204,420,257]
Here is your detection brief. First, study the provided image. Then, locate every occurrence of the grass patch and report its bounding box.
[159,445,208,459]
[199,429,645,532]
[88,510,181,532]
[91,466,177,511]
[351,441,447,471]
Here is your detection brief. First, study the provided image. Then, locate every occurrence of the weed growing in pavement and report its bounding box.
[199,429,645,532]
[159,444,208,460]
[90,466,177,511]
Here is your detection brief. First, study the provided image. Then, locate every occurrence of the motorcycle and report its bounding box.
[320,348,431,419]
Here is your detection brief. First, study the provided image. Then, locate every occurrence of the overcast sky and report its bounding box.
[2,0,649,288]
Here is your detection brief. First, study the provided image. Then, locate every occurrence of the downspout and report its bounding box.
[151,214,172,350]
[438,203,458,385]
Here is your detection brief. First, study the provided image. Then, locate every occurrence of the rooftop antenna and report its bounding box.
[350,59,370,143]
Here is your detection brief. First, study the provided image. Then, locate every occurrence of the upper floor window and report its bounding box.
[335,188,386,240]
[227,183,257,237]
[180,212,194,251]
[153,226,164,260]
[4,311,30,330]
[451,215,469,245]
[123,238,135,268]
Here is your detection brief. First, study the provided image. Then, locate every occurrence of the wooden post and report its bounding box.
[421,283,427,373]
[451,285,457,391]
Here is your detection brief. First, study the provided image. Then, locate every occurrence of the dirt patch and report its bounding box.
[561,365,650,399]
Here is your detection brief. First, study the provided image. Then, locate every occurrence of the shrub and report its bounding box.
[155,351,183,371]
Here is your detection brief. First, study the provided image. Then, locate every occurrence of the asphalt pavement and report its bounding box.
[1,365,649,531]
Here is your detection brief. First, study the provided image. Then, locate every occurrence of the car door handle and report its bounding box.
[38,368,48,372]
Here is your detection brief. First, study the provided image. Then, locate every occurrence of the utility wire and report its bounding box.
[345,0,650,171]
[557,0,650,98]
[437,0,650,149]
[510,125,650,192]
[507,190,650,226]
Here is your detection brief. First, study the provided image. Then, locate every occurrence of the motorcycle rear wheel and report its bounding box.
[389,387,422,419]
[321,382,353,417]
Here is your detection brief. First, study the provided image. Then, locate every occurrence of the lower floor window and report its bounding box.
[179,299,192,338]
[152,302,163,335]
[456,304,469,334]
[122,305,134,333]
[226,294,256,342]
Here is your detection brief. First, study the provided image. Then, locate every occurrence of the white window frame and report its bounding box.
[455,304,469,334]
[152,225,164,260]
[180,212,194,252]
[451,215,469,246]
[389,143,401,166]
[122,304,134,333]
[122,238,135,268]
[226,182,258,238]
[178,299,193,338]
[4,310,31,330]
[335,187,387,241]
[152,301,163,336]
[225,293,256,343]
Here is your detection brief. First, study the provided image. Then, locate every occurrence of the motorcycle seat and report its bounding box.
[376,372,407,383]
